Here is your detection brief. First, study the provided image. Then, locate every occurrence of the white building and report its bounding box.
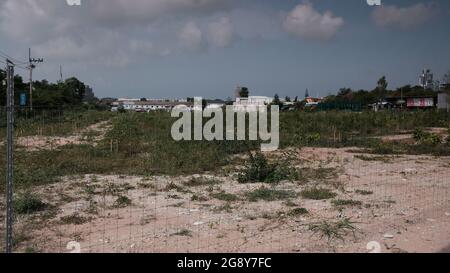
[112,100,194,112]
[233,96,273,112]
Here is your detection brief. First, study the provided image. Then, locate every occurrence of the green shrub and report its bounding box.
[113,195,132,208]
[238,152,298,183]
[300,188,337,200]
[246,187,297,202]
[14,192,47,214]
[210,191,239,202]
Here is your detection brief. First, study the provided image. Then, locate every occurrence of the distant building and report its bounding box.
[112,100,194,112]
[233,96,273,112]
[419,69,435,89]
[305,89,310,98]
[304,97,323,107]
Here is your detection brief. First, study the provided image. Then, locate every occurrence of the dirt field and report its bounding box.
[14,121,111,151]
[4,147,449,253]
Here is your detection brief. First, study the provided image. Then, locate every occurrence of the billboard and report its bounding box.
[407,98,434,108]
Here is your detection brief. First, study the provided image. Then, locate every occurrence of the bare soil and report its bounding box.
[14,121,111,151]
[3,147,449,253]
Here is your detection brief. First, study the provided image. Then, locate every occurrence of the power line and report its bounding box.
[0,49,28,65]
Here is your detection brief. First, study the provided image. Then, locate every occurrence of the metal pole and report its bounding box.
[5,59,14,253]
[29,65,33,111]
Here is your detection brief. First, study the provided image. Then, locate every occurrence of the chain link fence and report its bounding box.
[1,107,449,253]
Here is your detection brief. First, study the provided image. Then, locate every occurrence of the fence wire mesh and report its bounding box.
[1,107,449,253]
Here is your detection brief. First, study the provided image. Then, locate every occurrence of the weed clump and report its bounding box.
[113,195,132,208]
[300,188,337,200]
[413,128,442,145]
[308,218,357,242]
[60,213,90,225]
[171,229,192,237]
[246,187,297,202]
[14,192,47,214]
[331,199,362,208]
[238,152,299,184]
[288,207,309,216]
[210,191,239,202]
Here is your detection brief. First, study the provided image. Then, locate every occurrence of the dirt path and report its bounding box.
[15,121,112,151]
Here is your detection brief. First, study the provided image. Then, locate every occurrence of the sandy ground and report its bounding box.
[2,147,449,253]
[14,121,111,151]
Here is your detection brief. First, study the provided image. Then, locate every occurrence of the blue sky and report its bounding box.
[1,0,449,99]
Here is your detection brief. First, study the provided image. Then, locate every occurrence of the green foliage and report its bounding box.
[288,207,309,216]
[355,190,373,195]
[308,218,357,242]
[238,152,299,183]
[413,128,442,145]
[14,192,47,214]
[0,69,91,108]
[60,213,90,225]
[300,188,337,200]
[210,191,239,202]
[113,195,132,208]
[246,187,297,202]
[238,87,249,98]
[331,199,362,208]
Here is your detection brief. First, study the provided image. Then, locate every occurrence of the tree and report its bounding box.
[285,96,291,102]
[377,76,388,101]
[239,87,249,98]
[377,76,388,91]
[273,94,281,105]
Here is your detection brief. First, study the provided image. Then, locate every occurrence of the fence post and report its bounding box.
[5,60,15,253]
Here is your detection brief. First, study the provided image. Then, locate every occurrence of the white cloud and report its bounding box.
[371,3,437,29]
[179,21,204,50]
[282,3,344,41]
[208,17,236,48]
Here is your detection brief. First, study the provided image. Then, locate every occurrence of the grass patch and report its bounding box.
[354,154,392,163]
[238,151,299,184]
[191,194,209,202]
[288,207,309,216]
[14,192,47,214]
[246,187,297,202]
[113,195,132,208]
[165,182,191,194]
[331,199,362,208]
[210,191,239,202]
[171,229,192,237]
[300,188,337,200]
[60,213,90,225]
[308,218,358,242]
[355,189,373,195]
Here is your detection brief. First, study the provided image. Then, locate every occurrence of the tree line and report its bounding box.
[0,68,92,109]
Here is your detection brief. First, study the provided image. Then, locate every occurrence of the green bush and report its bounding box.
[238,152,298,183]
[14,192,47,214]
[300,188,337,200]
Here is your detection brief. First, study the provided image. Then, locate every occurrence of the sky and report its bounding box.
[0,0,449,99]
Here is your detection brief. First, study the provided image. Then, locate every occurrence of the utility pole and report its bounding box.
[28,48,43,111]
[5,59,14,253]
